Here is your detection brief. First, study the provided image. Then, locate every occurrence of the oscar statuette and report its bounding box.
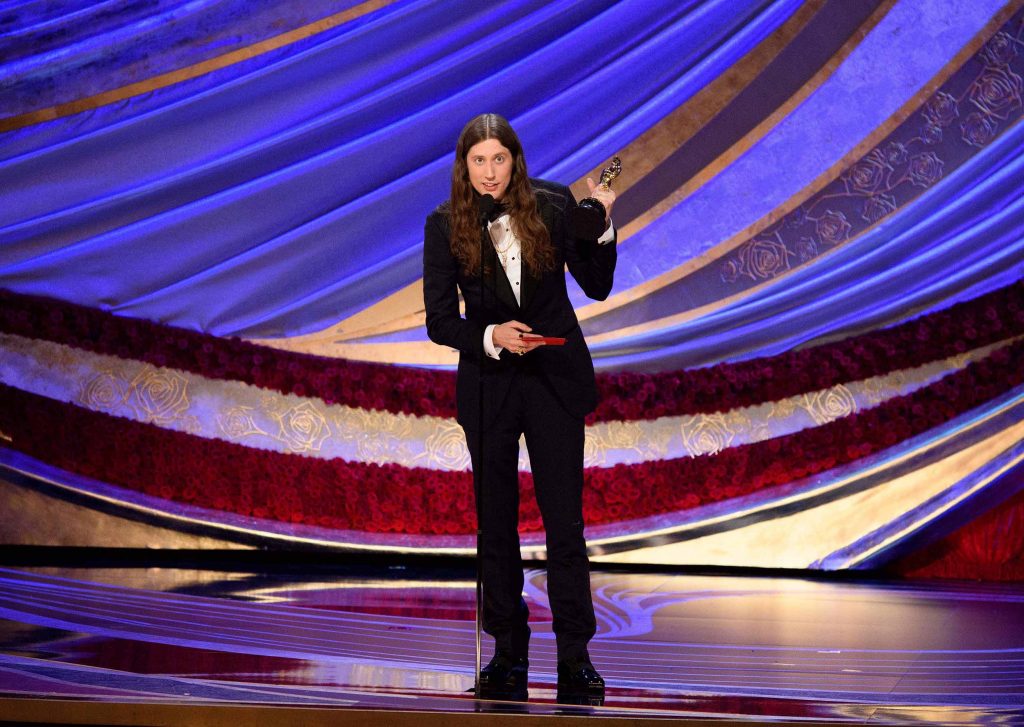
[568,156,621,239]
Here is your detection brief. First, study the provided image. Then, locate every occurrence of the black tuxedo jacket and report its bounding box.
[423,179,617,431]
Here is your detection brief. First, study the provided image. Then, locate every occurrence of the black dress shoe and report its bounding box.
[556,658,605,693]
[479,652,528,693]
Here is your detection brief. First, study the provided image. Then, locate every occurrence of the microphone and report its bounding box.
[477,194,495,224]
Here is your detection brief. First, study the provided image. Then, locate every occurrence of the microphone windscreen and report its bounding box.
[478,194,495,220]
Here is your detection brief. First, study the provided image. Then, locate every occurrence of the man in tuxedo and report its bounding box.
[423,113,616,695]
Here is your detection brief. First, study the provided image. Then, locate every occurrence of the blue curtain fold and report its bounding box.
[0,0,800,336]
[590,117,1024,370]
[0,0,374,106]
[2,0,1016,369]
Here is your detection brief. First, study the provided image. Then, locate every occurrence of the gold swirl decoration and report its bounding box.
[127,367,191,426]
[734,234,794,282]
[584,421,669,467]
[335,408,415,465]
[2,332,1019,470]
[801,385,857,425]
[78,369,128,412]
[217,406,267,439]
[860,370,906,407]
[422,420,471,471]
[271,401,331,453]
[679,413,742,457]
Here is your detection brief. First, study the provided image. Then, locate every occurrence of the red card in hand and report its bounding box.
[522,335,566,345]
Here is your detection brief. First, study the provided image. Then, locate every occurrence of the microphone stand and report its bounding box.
[474,194,494,698]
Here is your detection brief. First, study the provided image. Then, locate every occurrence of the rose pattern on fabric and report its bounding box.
[980,32,1018,69]
[720,258,740,284]
[4,282,1024,426]
[423,420,471,470]
[714,25,1024,288]
[968,67,1023,120]
[961,111,999,148]
[736,236,793,280]
[882,141,909,166]
[679,413,739,456]
[862,193,897,223]
[4,332,1021,535]
[923,92,959,128]
[129,367,190,425]
[273,401,330,453]
[218,406,266,439]
[794,237,818,262]
[920,123,943,146]
[906,152,944,188]
[583,420,667,467]
[842,151,889,196]
[79,369,128,412]
[340,408,414,465]
[801,385,857,426]
[815,210,852,247]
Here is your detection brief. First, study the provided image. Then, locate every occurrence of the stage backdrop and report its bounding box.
[1,0,1023,578]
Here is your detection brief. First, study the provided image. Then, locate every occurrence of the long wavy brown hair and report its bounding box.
[448,114,555,277]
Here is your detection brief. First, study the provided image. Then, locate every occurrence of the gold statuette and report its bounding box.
[569,156,621,239]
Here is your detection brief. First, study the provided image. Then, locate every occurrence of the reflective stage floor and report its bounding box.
[0,555,1022,725]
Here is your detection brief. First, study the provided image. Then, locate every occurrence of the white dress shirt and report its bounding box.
[484,213,615,359]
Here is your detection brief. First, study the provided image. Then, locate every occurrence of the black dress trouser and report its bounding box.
[463,366,597,663]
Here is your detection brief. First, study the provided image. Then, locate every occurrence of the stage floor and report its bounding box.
[0,558,1022,725]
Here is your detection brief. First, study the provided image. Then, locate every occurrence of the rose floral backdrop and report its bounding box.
[1,0,1023,577]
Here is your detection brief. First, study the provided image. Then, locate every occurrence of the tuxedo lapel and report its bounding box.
[481,232,519,312]
[520,262,539,312]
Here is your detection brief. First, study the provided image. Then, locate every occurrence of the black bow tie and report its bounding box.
[487,201,507,223]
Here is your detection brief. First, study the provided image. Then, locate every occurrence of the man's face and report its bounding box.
[466,138,513,201]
